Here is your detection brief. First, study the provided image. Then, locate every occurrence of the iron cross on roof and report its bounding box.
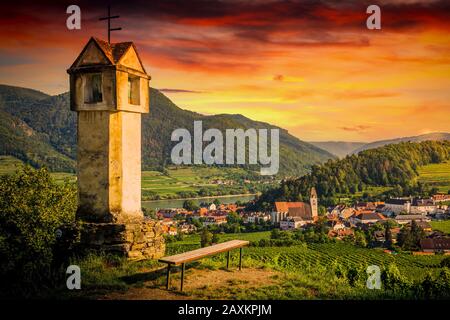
[99,5,122,43]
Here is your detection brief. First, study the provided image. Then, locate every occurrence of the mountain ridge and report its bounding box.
[308,141,366,158]
[351,132,450,154]
[0,84,334,176]
[309,132,450,158]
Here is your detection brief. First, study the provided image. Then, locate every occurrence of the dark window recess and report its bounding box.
[84,73,103,103]
[128,75,140,105]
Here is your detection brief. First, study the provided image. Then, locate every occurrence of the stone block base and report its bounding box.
[79,218,165,260]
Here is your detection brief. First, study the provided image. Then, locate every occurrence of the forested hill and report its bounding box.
[256,141,450,206]
[0,84,334,176]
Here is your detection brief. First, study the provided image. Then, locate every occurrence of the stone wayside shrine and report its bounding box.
[67,37,165,260]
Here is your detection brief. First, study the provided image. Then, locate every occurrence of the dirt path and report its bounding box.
[101,267,280,300]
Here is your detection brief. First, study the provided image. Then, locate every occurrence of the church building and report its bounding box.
[271,187,319,229]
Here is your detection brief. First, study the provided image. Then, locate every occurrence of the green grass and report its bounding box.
[0,156,23,175]
[418,160,450,193]
[141,166,261,199]
[430,220,450,235]
[0,156,76,184]
[0,157,266,199]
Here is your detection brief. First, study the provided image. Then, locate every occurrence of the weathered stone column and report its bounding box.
[67,37,165,260]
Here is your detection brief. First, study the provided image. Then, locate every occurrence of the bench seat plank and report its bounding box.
[159,240,249,265]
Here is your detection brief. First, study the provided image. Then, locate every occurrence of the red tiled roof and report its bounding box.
[356,211,386,221]
[275,202,305,212]
[92,37,133,64]
[288,204,312,219]
[421,238,450,250]
[68,37,148,75]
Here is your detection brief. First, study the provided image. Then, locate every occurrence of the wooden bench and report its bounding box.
[158,240,249,291]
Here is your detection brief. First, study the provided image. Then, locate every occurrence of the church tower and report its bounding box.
[67,37,164,259]
[310,187,318,219]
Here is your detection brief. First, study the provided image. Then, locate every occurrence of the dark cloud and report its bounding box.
[1,0,449,74]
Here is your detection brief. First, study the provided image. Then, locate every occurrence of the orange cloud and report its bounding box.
[0,0,449,142]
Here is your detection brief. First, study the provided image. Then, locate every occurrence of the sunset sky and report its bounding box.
[0,0,449,142]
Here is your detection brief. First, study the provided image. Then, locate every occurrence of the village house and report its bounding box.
[354,202,384,211]
[203,216,228,226]
[340,207,357,220]
[394,214,431,225]
[384,198,411,214]
[326,212,339,221]
[410,198,437,215]
[328,228,354,240]
[420,237,450,253]
[373,230,386,243]
[161,218,175,225]
[244,212,271,224]
[432,193,450,203]
[350,211,386,225]
[429,207,450,220]
[329,204,346,216]
[195,207,209,217]
[330,221,347,231]
[371,227,401,244]
[178,222,197,234]
[280,217,306,230]
[161,224,178,236]
[157,208,188,219]
[414,221,433,232]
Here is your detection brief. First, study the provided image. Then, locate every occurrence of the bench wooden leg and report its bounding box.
[180,263,185,292]
[226,251,231,269]
[166,264,171,290]
[239,247,243,271]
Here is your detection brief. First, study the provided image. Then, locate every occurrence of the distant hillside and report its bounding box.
[255,140,450,208]
[0,84,334,176]
[309,141,366,158]
[352,132,450,154]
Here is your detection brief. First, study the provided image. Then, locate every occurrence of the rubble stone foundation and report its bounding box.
[79,218,165,260]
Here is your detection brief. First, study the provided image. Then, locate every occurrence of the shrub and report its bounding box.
[381,263,411,292]
[200,229,213,247]
[332,260,347,280]
[0,167,78,292]
[440,256,450,268]
[417,268,450,299]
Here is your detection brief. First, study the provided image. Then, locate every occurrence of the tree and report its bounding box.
[142,207,157,219]
[385,223,393,249]
[211,233,219,244]
[429,187,439,196]
[410,220,425,250]
[354,231,367,248]
[318,205,327,216]
[440,256,450,268]
[270,228,281,240]
[200,229,213,247]
[397,226,411,250]
[226,212,242,224]
[0,167,78,287]
[183,200,199,211]
[381,263,410,292]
